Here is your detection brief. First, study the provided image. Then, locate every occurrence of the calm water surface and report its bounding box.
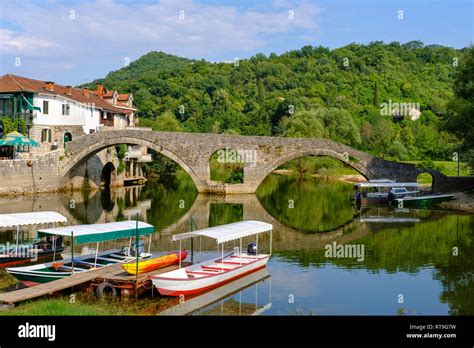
[0,172,472,315]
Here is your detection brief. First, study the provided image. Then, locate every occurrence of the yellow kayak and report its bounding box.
[121,250,187,275]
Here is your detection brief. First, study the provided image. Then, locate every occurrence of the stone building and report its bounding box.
[0,74,149,186]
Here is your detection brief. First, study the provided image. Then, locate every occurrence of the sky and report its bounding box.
[0,0,472,85]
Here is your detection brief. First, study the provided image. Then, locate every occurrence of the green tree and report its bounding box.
[150,111,183,132]
[280,109,326,139]
[446,46,474,166]
[373,80,380,107]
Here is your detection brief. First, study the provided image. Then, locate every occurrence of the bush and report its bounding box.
[117,159,126,174]
[225,168,244,183]
[115,144,127,160]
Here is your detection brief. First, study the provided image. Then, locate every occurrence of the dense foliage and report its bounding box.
[446,45,474,167]
[85,41,471,164]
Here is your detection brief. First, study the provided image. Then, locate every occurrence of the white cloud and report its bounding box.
[0,0,323,83]
[0,29,57,53]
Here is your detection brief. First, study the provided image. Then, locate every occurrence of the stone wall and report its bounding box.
[0,151,61,195]
[0,147,125,195]
[29,125,84,156]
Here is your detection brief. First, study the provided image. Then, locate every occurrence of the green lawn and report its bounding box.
[0,293,172,316]
[403,161,472,176]
[402,161,472,185]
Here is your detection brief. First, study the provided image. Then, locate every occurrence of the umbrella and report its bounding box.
[0,131,40,147]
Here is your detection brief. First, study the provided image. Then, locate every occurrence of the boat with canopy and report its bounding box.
[0,212,67,267]
[353,180,420,204]
[150,220,273,296]
[6,220,154,286]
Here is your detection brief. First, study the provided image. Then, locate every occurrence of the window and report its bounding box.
[41,129,48,143]
[48,129,52,142]
[62,104,70,115]
[43,101,49,115]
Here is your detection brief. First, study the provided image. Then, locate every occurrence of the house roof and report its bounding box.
[117,93,131,101]
[103,90,116,98]
[0,74,128,115]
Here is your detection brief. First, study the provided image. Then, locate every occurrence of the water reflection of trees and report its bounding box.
[276,213,474,315]
[257,174,356,232]
[138,172,197,231]
[434,216,474,315]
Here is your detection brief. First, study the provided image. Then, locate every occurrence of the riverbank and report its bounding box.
[440,190,474,213]
[272,169,366,184]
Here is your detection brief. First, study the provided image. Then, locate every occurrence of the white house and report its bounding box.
[0,74,137,152]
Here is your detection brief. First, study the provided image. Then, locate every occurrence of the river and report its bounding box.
[0,171,473,315]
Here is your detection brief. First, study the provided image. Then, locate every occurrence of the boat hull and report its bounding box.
[151,255,270,296]
[6,249,151,287]
[0,249,63,268]
[392,194,454,209]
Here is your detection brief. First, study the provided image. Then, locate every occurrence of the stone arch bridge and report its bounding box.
[61,129,452,193]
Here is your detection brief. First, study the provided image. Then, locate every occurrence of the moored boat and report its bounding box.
[150,220,273,297]
[392,194,455,209]
[353,181,419,205]
[121,250,188,275]
[6,220,155,286]
[6,249,142,286]
[0,212,67,268]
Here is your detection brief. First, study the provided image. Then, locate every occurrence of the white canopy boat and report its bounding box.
[353,181,420,204]
[0,211,67,267]
[150,220,273,297]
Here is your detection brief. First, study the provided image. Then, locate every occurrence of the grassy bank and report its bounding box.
[0,293,173,316]
[403,161,472,177]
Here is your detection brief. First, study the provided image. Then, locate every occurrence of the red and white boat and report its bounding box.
[150,220,273,296]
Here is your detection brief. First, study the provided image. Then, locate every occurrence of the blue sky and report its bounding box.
[0,0,472,85]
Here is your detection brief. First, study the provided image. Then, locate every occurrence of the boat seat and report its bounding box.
[75,260,104,268]
[57,265,86,272]
[202,264,237,271]
[230,255,260,259]
[108,253,130,259]
[216,259,251,265]
[186,270,221,276]
[96,257,122,263]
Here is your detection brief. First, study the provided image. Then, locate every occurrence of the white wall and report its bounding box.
[33,94,101,134]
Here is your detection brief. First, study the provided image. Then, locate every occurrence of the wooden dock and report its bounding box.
[0,262,192,305]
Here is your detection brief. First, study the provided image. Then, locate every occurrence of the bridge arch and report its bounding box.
[101,162,117,188]
[61,136,202,189]
[254,148,372,190]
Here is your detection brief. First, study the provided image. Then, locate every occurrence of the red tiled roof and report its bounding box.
[117,93,131,101]
[103,90,115,98]
[0,74,127,114]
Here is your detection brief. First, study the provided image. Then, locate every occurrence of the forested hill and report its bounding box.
[85,41,469,162]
